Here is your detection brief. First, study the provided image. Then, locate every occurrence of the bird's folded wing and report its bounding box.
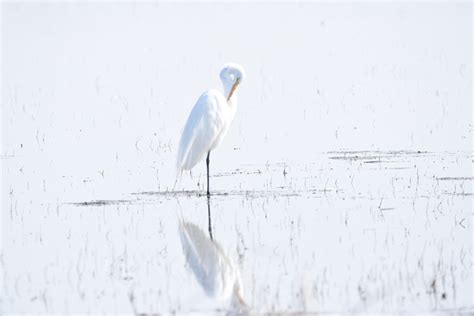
[176,91,224,172]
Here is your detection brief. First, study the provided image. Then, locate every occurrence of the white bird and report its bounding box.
[176,63,245,195]
[179,221,247,310]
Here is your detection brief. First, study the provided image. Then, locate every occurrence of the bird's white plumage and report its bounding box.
[176,90,227,171]
[176,63,245,176]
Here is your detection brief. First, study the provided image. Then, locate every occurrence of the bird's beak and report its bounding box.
[227,78,240,101]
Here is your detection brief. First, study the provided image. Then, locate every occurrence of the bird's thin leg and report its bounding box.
[206,151,211,196]
[207,195,213,240]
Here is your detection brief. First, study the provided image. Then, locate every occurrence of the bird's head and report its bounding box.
[220,62,245,100]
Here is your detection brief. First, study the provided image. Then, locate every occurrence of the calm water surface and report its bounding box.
[2,150,472,313]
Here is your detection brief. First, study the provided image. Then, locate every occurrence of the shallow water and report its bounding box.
[1,2,472,314]
[1,150,472,313]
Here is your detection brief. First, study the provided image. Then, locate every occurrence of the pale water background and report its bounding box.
[1,2,473,314]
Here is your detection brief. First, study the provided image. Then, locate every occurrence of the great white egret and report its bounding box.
[176,63,245,195]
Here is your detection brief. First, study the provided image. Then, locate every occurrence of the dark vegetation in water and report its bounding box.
[70,199,132,206]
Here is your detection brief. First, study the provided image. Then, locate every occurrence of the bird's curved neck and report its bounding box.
[223,83,234,100]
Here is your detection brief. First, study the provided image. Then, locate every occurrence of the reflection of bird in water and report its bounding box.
[179,200,247,312]
[176,63,245,196]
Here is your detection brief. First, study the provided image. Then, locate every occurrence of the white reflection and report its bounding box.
[179,206,246,312]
